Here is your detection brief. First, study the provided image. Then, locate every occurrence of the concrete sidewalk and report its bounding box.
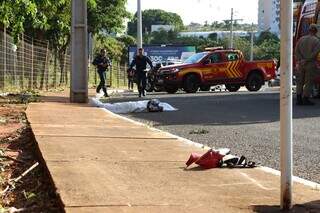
[26,96,320,213]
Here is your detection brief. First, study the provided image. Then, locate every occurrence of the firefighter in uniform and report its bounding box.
[295,24,320,105]
[129,48,153,97]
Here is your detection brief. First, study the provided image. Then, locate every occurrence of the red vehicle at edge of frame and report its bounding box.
[294,0,320,84]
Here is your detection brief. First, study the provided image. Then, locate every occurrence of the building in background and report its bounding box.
[179,31,258,39]
[258,0,280,35]
[151,25,175,33]
[128,45,196,65]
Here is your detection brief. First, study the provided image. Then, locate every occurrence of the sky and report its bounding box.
[126,0,259,25]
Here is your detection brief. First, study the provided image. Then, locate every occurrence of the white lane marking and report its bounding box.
[240,172,275,191]
[209,182,272,187]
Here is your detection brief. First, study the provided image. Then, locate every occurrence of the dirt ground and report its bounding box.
[0,94,62,213]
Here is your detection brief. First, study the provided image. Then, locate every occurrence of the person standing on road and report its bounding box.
[93,49,112,97]
[129,48,153,97]
[295,24,320,105]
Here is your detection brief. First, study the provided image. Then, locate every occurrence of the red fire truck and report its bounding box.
[156,47,276,94]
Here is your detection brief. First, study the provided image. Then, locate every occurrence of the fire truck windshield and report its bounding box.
[184,52,208,64]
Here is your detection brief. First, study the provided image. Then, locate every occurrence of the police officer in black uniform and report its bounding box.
[129,48,153,97]
[93,49,112,97]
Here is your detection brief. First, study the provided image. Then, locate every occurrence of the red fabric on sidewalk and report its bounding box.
[186,149,224,169]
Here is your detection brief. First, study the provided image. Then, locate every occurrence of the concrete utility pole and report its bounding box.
[226,8,242,49]
[71,0,88,103]
[280,0,293,210]
[137,0,143,49]
[230,8,234,48]
[250,23,254,61]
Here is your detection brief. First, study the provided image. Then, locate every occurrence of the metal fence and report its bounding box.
[0,29,72,92]
[88,62,129,89]
[0,28,129,93]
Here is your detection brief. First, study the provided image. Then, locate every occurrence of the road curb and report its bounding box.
[259,166,320,190]
[97,102,320,190]
[100,107,210,150]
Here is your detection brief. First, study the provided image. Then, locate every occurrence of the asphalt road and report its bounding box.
[108,88,320,183]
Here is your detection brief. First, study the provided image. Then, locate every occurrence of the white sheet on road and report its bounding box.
[90,98,178,114]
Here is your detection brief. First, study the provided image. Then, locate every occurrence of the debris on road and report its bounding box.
[186,149,224,169]
[1,162,40,196]
[90,97,177,114]
[11,162,39,184]
[189,129,209,135]
[186,148,257,169]
[223,155,256,168]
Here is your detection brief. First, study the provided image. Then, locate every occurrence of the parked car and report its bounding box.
[268,68,296,87]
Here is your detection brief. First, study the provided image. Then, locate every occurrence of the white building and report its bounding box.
[258,0,280,35]
[151,25,175,33]
[179,31,257,39]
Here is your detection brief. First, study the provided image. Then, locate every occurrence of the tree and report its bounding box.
[186,22,202,31]
[127,9,184,37]
[234,38,251,60]
[0,0,131,87]
[168,30,179,41]
[44,0,72,85]
[222,20,231,30]
[256,31,279,45]
[255,39,280,60]
[43,0,129,84]
[88,0,130,35]
[5,0,130,85]
[94,35,124,61]
[117,35,136,47]
[149,29,170,44]
[116,35,136,62]
[0,0,38,39]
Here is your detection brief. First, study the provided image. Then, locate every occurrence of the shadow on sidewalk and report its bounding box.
[252,200,320,213]
[182,166,255,172]
[40,96,70,103]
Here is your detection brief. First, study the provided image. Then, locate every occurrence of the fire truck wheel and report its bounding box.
[165,86,179,94]
[246,72,263,92]
[225,84,241,92]
[183,74,200,93]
